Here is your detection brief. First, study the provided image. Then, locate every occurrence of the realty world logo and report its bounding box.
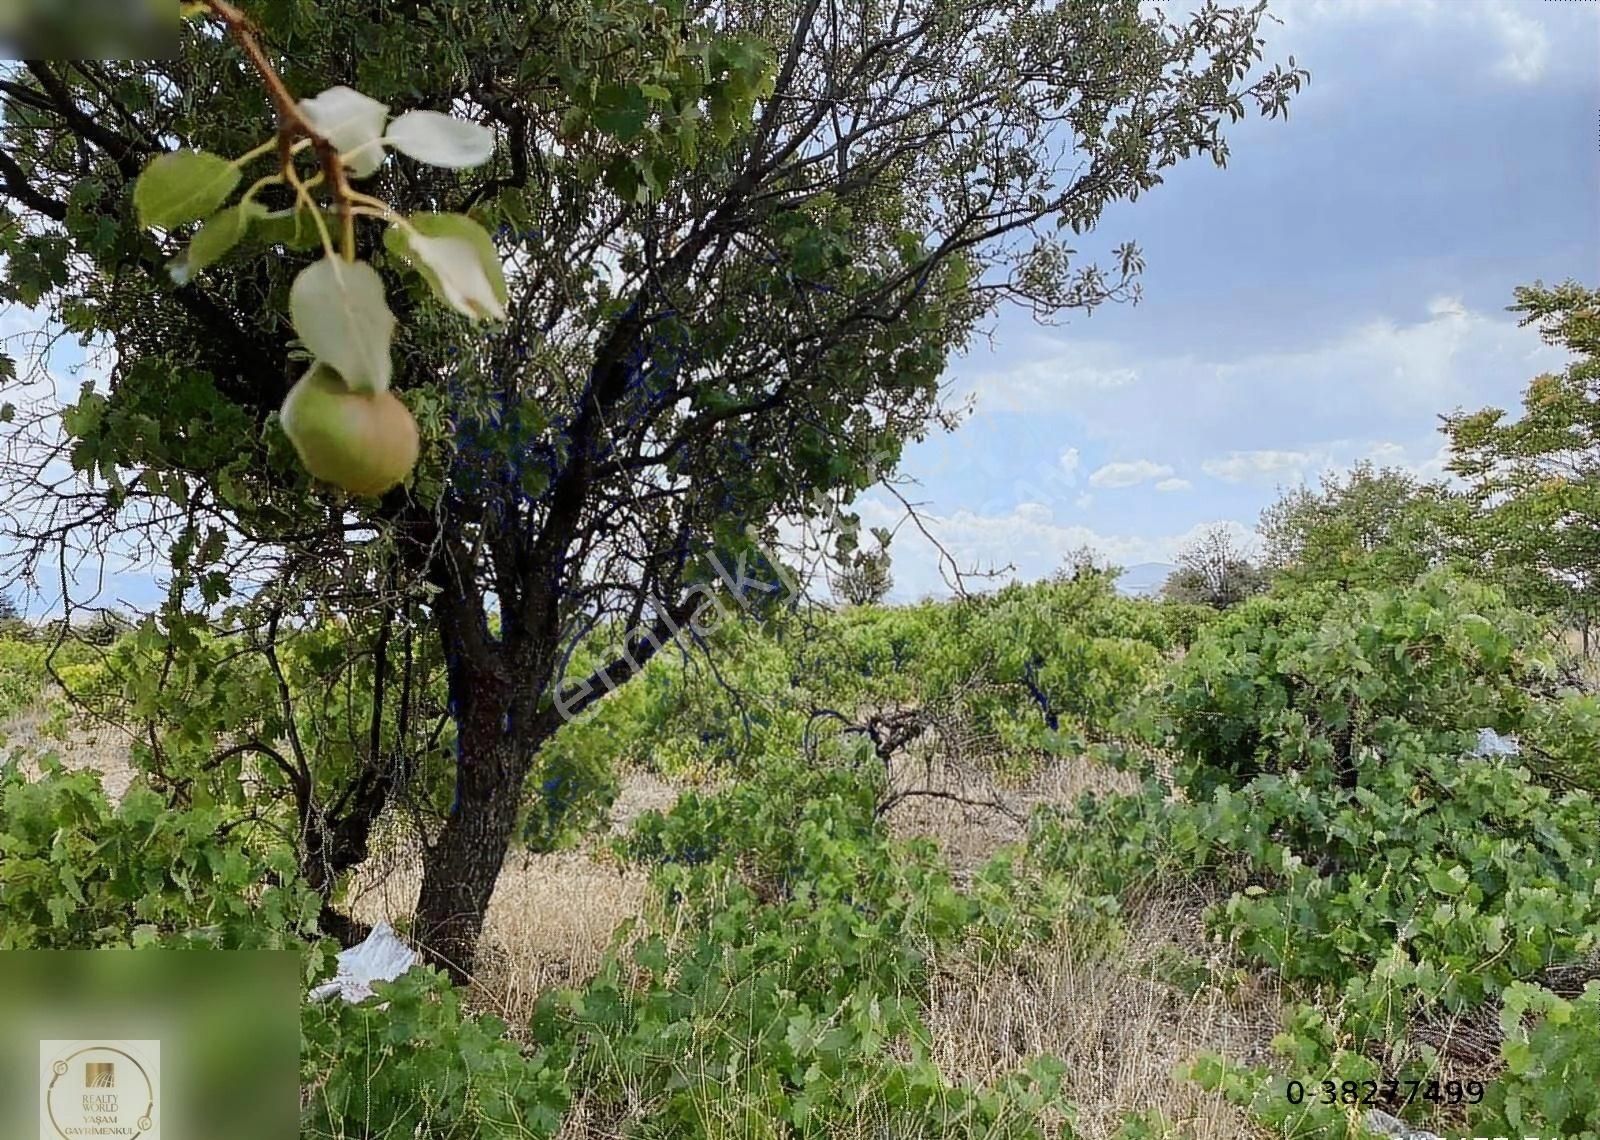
[39,1041,159,1139]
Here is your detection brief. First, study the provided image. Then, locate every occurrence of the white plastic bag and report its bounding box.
[308,921,418,1004]
[1472,727,1521,758]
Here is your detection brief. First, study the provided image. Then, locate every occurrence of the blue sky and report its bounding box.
[4,1,1598,616]
[863,0,1600,600]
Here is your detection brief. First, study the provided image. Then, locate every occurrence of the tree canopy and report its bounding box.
[1444,281,1600,647]
[0,0,1306,975]
[1258,461,1455,590]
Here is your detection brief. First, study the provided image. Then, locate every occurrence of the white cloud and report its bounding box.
[1058,447,1081,483]
[1202,449,1323,485]
[851,494,1259,601]
[1089,459,1174,488]
[1273,0,1554,85]
[955,335,1139,413]
[1154,477,1192,493]
[1484,5,1550,83]
[1014,295,1570,470]
[1200,438,1459,488]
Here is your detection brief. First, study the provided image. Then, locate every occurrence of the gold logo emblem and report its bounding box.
[40,1041,158,1139]
[84,1062,115,1089]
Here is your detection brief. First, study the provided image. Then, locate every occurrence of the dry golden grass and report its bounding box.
[879,753,1279,1139]
[341,778,688,1017]
[880,751,1145,879]
[925,887,1281,1140]
[1,692,141,800]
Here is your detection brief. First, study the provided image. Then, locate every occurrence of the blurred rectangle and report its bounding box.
[0,950,300,1140]
[0,0,178,60]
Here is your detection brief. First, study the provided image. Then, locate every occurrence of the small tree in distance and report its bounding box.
[1163,524,1266,609]
[1259,461,1453,589]
[1056,543,1121,585]
[834,529,895,607]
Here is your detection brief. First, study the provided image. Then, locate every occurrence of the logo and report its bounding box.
[39,1041,159,1139]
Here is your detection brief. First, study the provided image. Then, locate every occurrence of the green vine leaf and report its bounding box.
[289,258,396,395]
[133,150,241,230]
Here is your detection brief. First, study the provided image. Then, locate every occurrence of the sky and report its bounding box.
[861,0,1600,601]
[2,0,1598,616]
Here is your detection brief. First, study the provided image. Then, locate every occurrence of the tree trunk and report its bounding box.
[412,682,533,984]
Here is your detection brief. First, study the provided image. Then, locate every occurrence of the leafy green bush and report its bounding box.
[0,635,48,722]
[1153,599,1220,652]
[1166,571,1551,798]
[301,968,570,1139]
[1026,572,1600,1138]
[528,759,1082,1139]
[1522,691,1600,792]
[0,755,323,951]
[1474,981,1600,1139]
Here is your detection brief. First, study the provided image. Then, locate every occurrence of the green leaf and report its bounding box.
[288,258,396,395]
[1426,864,1468,896]
[133,151,241,230]
[593,84,650,143]
[384,213,507,322]
[169,202,266,285]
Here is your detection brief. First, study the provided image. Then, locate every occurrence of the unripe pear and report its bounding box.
[280,365,420,496]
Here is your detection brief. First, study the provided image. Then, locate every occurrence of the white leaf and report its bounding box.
[298,86,391,180]
[289,258,396,394]
[384,214,509,323]
[385,110,495,169]
[410,233,507,321]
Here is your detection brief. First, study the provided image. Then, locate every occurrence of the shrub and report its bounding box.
[1166,571,1551,798]
[0,756,323,951]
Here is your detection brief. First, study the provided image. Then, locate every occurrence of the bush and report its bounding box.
[534,759,1082,1139]
[1166,571,1551,798]
[1474,981,1600,1139]
[0,756,323,951]
[301,968,570,1138]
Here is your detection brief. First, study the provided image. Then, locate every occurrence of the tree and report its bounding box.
[1163,524,1266,609]
[1443,281,1600,652]
[833,529,894,607]
[1258,461,1455,590]
[0,0,1306,977]
[1055,543,1120,585]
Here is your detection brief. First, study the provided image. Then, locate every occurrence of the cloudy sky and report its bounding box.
[863,0,1600,600]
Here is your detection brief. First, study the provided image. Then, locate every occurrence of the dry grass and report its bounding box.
[1,693,141,801]
[880,751,1278,1138]
[880,750,1144,879]
[926,887,1281,1140]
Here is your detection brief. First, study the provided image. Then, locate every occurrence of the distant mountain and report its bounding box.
[1114,562,1175,598]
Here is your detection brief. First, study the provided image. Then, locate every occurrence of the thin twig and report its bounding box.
[202,0,357,260]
